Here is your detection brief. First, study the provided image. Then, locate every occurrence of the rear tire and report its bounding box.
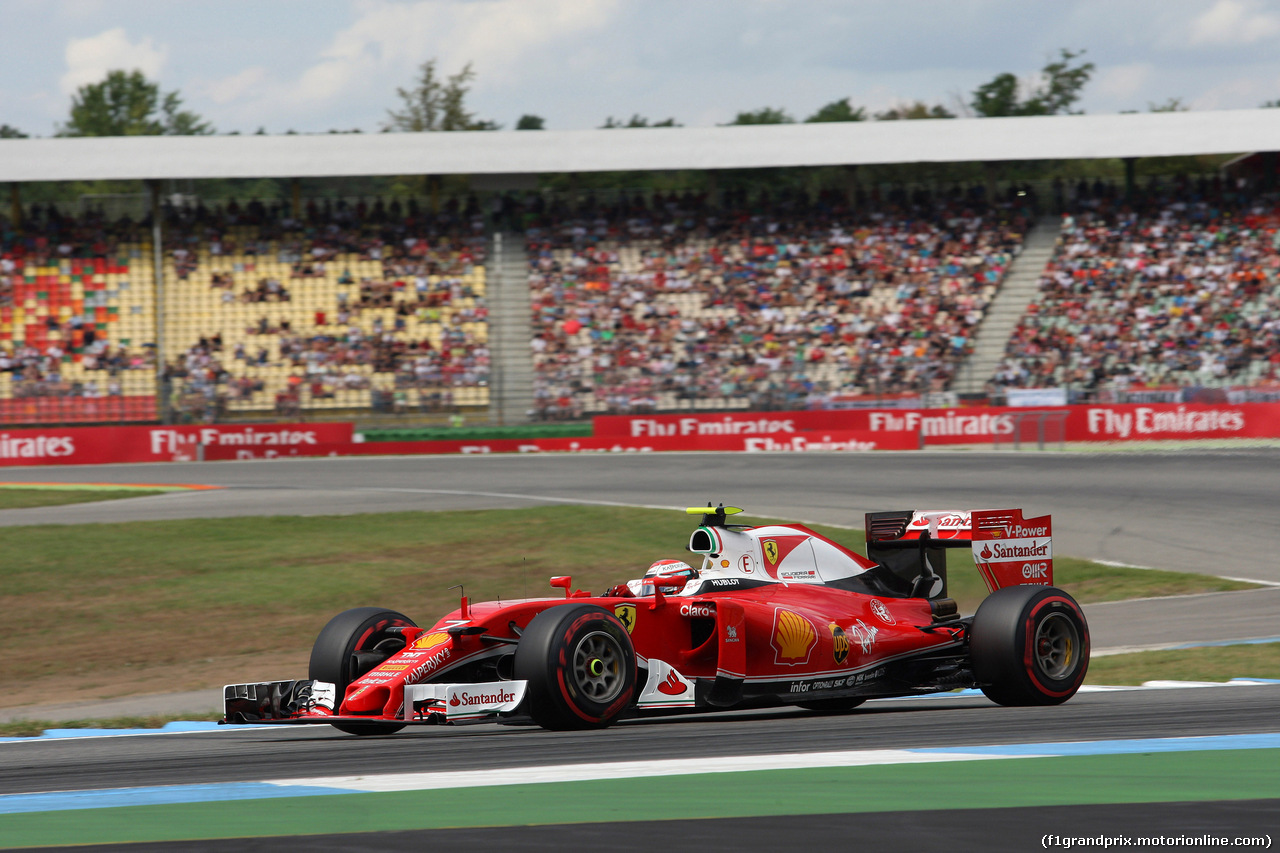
[514,604,637,730]
[970,585,1089,706]
[309,606,417,735]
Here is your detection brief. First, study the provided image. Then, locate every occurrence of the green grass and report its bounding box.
[0,488,168,509]
[0,713,223,739]
[1086,642,1280,685]
[0,506,1256,688]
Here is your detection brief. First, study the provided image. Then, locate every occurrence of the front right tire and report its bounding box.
[308,606,417,735]
[514,604,637,730]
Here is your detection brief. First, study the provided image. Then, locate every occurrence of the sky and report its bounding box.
[4,0,1280,137]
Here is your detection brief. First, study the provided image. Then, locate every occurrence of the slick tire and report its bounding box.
[970,585,1090,706]
[514,604,637,731]
[309,606,417,735]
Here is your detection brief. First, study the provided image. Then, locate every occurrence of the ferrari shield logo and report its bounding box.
[763,539,779,567]
[614,604,637,634]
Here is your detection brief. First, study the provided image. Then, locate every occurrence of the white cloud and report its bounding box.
[202,66,268,105]
[292,0,620,104]
[1095,63,1154,102]
[60,27,167,95]
[1188,72,1275,109]
[1188,0,1280,46]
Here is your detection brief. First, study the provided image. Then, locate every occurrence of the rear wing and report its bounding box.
[865,509,1053,595]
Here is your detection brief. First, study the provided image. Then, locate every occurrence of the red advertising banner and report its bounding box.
[201,429,920,461]
[595,403,1280,445]
[0,422,354,467]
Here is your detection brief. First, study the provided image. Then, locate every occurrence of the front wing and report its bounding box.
[222,679,528,726]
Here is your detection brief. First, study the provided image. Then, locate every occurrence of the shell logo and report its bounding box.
[771,608,817,665]
[413,631,451,651]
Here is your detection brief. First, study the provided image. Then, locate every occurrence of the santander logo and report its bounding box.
[451,689,517,707]
[657,672,687,696]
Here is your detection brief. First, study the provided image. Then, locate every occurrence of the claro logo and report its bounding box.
[0,433,75,459]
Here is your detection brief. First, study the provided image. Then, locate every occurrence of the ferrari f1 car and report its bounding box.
[223,505,1089,734]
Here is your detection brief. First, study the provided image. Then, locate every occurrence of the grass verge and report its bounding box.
[1085,642,1280,685]
[0,488,168,509]
[0,713,223,739]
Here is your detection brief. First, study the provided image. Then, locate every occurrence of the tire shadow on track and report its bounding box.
[17,799,1278,853]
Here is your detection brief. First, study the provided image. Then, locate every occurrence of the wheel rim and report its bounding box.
[1033,612,1079,679]
[571,631,625,703]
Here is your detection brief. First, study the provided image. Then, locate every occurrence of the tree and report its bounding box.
[0,124,27,138]
[875,101,955,121]
[384,60,498,132]
[600,114,680,128]
[1260,99,1280,108]
[516,114,545,130]
[805,98,866,123]
[728,107,793,125]
[59,70,212,137]
[970,49,1094,117]
[1148,97,1188,113]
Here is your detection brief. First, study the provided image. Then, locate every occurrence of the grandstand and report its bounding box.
[2,113,1278,426]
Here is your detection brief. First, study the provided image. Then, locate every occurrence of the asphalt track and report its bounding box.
[5,686,1280,796]
[1,449,1278,849]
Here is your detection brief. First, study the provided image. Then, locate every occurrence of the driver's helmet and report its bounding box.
[637,559,697,595]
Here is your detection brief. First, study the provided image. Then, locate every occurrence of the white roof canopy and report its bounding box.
[1,109,1278,183]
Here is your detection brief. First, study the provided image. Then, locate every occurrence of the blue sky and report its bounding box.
[4,0,1280,136]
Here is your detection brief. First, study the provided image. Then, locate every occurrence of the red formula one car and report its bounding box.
[223,505,1090,734]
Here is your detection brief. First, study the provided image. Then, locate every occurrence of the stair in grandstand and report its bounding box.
[952,215,1062,395]
[486,231,535,424]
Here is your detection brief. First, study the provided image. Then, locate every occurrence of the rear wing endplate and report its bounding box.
[865,509,1053,593]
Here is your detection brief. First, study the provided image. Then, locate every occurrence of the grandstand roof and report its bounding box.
[3,109,1280,182]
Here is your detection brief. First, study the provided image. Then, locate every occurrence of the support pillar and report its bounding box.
[149,180,168,423]
[1124,157,1137,201]
[9,183,20,229]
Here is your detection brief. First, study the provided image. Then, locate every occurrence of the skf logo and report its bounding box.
[763,540,780,567]
[829,622,849,665]
[771,608,816,665]
[614,604,637,633]
[413,631,451,651]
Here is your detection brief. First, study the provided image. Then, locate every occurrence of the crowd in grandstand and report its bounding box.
[990,177,1280,395]
[518,186,1031,418]
[1,196,492,421]
[0,205,156,401]
[3,175,1279,426]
